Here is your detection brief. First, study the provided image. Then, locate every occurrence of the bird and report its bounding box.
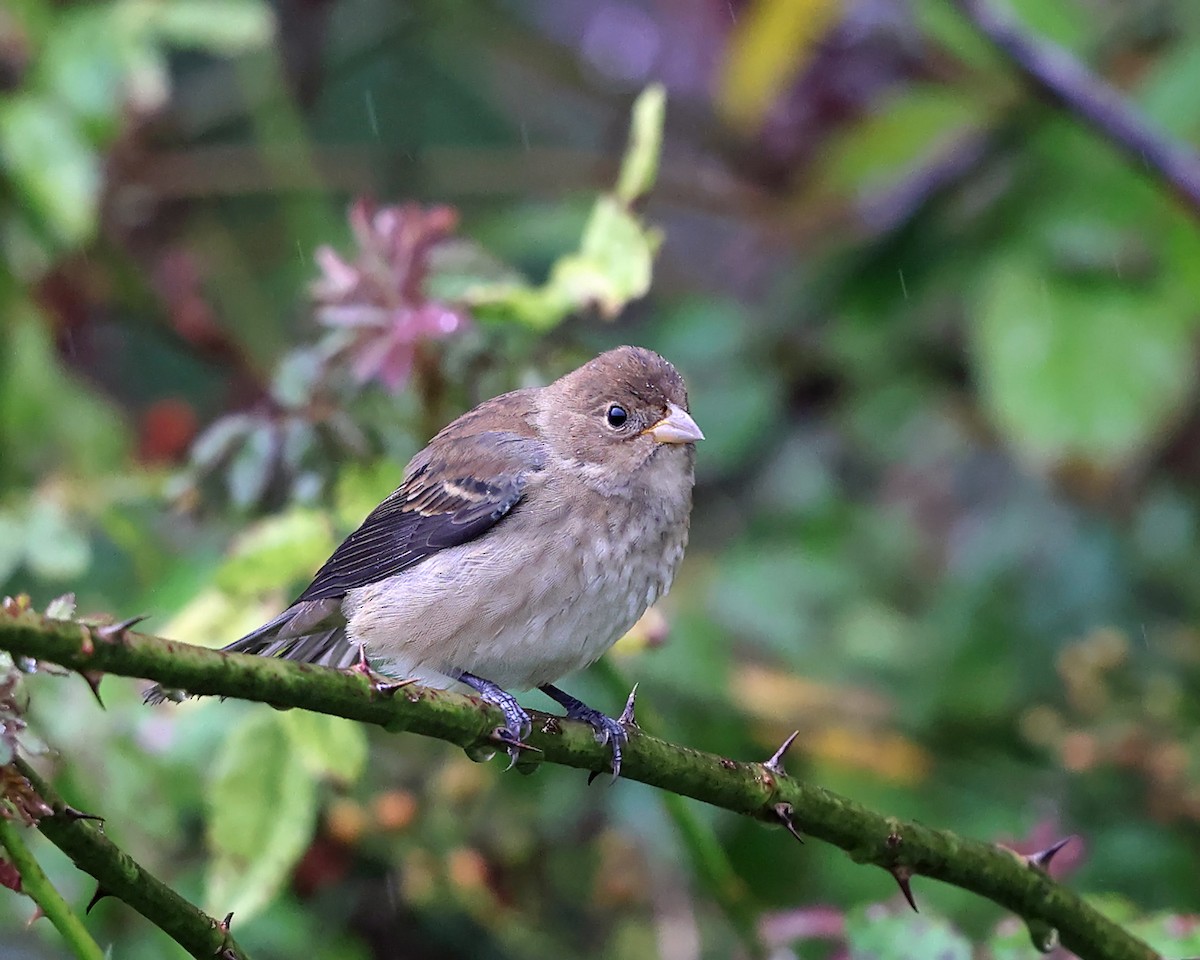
[149,345,702,778]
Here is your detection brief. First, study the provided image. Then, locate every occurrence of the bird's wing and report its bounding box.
[295,429,541,603]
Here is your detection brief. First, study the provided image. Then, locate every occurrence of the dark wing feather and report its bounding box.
[295,430,539,603]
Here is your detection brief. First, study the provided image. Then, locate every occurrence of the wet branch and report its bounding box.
[0,609,1161,960]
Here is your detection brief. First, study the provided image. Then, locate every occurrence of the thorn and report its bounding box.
[95,614,148,642]
[60,805,105,824]
[587,769,601,786]
[372,677,419,699]
[764,730,801,773]
[86,885,113,914]
[618,684,639,727]
[219,912,233,933]
[487,728,541,756]
[1029,836,1074,871]
[26,905,45,926]
[773,802,805,844]
[890,867,918,912]
[80,671,105,708]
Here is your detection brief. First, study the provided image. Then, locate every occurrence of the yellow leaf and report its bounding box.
[735,664,892,724]
[807,725,932,785]
[718,0,844,130]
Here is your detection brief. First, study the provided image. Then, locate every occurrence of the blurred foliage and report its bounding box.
[3,0,1200,958]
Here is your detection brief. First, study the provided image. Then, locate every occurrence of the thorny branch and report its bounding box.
[0,607,1162,960]
[6,757,251,960]
[0,812,107,960]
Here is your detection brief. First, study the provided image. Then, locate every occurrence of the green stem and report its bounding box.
[13,759,251,960]
[0,610,1163,960]
[0,813,106,960]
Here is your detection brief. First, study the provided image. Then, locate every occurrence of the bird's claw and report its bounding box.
[539,683,634,784]
[569,706,628,784]
[459,673,534,769]
[490,697,534,770]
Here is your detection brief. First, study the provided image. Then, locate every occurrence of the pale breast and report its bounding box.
[343,453,693,690]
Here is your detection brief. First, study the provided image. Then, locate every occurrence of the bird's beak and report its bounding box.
[645,403,705,444]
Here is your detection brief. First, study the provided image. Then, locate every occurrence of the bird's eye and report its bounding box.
[605,404,628,428]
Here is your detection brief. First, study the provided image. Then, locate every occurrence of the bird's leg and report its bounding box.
[539,684,629,781]
[459,673,535,768]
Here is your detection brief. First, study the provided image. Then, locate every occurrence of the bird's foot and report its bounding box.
[460,673,535,769]
[540,684,630,782]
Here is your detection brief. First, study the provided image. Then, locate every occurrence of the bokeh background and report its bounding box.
[4,0,1200,957]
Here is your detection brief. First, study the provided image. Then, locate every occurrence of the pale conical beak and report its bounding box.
[646,402,704,444]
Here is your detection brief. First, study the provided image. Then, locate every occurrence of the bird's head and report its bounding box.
[535,345,703,487]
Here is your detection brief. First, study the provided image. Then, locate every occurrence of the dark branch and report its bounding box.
[950,0,1200,217]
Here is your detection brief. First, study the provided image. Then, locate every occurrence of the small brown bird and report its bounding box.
[152,346,701,776]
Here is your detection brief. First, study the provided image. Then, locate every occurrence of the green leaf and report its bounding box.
[845,907,972,960]
[548,196,661,320]
[205,709,318,922]
[118,0,275,53]
[37,8,129,133]
[465,279,573,330]
[0,94,100,248]
[215,509,334,596]
[816,86,985,195]
[616,83,665,204]
[279,711,368,785]
[468,195,662,327]
[913,0,1002,69]
[1007,0,1090,53]
[973,253,1197,466]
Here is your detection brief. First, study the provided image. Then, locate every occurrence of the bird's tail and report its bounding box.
[144,598,360,704]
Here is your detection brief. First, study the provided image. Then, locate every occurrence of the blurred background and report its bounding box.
[3,0,1200,957]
